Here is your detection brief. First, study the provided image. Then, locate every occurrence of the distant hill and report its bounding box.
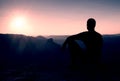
[0,33,120,63]
[0,33,120,80]
[0,34,62,68]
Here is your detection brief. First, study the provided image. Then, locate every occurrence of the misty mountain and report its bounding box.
[0,33,120,80]
[0,34,63,68]
[0,33,120,65]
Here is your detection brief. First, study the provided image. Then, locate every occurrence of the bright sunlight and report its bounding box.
[9,15,32,34]
[11,16,26,29]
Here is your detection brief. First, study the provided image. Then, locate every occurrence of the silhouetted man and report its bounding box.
[62,18,103,70]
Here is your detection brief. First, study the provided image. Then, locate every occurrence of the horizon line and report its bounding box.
[0,33,120,37]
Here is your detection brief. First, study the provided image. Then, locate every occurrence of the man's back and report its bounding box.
[77,31,103,63]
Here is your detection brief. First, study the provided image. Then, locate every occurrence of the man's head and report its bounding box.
[87,18,96,31]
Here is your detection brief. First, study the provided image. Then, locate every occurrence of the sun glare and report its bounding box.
[11,16,26,28]
[9,16,31,34]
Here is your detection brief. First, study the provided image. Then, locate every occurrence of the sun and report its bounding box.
[11,16,26,28]
[10,16,30,34]
[14,17,25,27]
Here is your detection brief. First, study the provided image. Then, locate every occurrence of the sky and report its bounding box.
[0,0,120,36]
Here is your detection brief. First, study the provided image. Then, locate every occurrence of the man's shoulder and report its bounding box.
[95,32,102,36]
[94,32,103,40]
[78,31,88,35]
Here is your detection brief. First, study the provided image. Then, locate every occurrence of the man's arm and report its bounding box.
[61,33,84,51]
[68,32,84,40]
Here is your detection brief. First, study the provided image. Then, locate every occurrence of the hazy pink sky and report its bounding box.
[0,0,120,36]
